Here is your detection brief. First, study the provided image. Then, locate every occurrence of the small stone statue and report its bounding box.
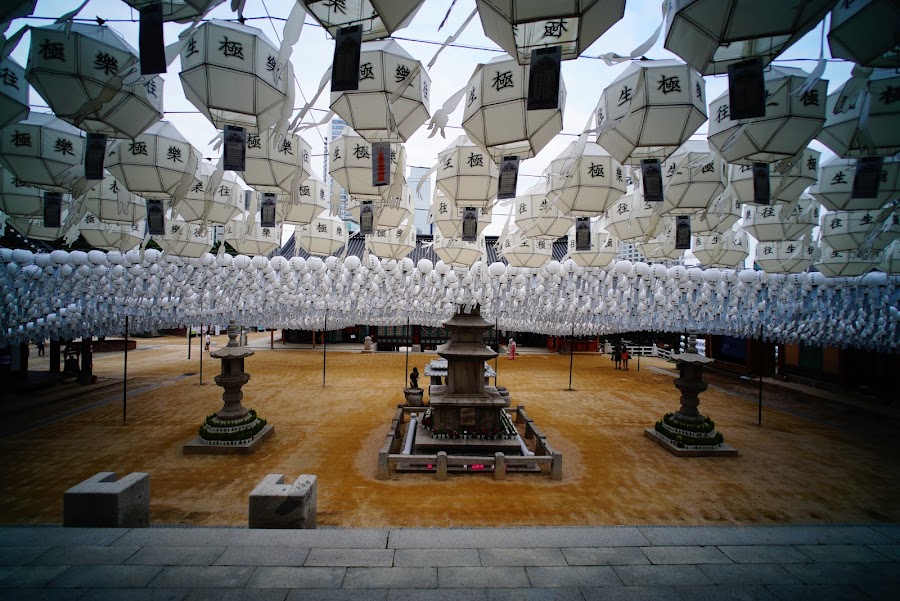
[409,367,419,389]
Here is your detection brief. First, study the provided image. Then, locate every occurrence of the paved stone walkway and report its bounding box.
[1,525,897,600]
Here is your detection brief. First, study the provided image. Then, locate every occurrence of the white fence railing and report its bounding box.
[602,344,703,360]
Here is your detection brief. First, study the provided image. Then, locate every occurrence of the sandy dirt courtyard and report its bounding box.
[1,335,898,528]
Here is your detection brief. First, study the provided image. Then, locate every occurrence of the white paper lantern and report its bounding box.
[879,239,900,273]
[708,66,828,164]
[224,217,282,257]
[330,39,429,143]
[595,59,707,164]
[435,136,498,208]
[635,218,684,261]
[277,175,328,226]
[461,54,564,162]
[814,244,878,277]
[546,141,627,216]
[349,187,412,230]
[105,120,199,200]
[179,20,290,132]
[81,171,146,224]
[0,112,84,191]
[828,0,900,68]
[175,162,244,224]
[664,0,836,75]
[820,209,898,252]
[79,213,144,251]
[809,155,900,211]
[0,58,28,131]
[755,239,816,273]
[817,68,900,158]
[511,184,573,239]
[299,0,424,41]
[690,193,741,233]
[329,130,403,200]
[741,197,819,242]
[432,230,485,267]
[567,224,618,268]
[660,140,727,213]
[475,0,626,64]
[693,230,748,268]
[499,231,553,268]
[601,191,659,241]
[430,189,491,239]
[296,211,348,257]
[123,0,226,23]
[729,147,820,204]
[243,127,310,194]
[154,217,214,257]
[368,221,416,260]
[0,165,71,218]
[6,214,69,240]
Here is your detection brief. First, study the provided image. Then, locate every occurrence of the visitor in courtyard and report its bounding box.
[36,340,45,357]
[205,333,211,352]
[508,338,517,360]
[409,367,419,389]
[613,346,621,369]
[621,347,630,370]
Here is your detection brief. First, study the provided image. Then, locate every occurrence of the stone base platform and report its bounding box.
[183,425,275,455]
[644,428,738,457]
[412,423,522,456]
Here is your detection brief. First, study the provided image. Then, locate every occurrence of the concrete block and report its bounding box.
[249,474,317,529]
[377,451,390,480]
[63,472,150,528]
[436,452,448,481]
[494,453,506,481]
[550,452,563,481]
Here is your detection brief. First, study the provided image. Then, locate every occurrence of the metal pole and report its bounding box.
[123,316,128,423]
[568,323,575,391]
[494,315,499,387]
[322,312,327,387]
[187,324,191,359]
[404,316,410,386]
[758,324,763,426]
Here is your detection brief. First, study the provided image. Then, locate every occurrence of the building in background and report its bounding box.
[617,241,646,263]
[408,165,432,235]
[325,117,355,232]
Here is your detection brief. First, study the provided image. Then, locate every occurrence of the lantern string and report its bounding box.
[427,7,477,69]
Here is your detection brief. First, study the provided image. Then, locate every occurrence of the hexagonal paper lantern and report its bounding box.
[691,232,725,266]
[435,136,499,208]
[809,156,899,211]
[224,217,282,257]
[660,140,727,213]
[475,0,626,64]
[179,20,289,132]
[105,120,199,200]
[635,219,683,261]
[567,224,618,268]
[154,217,214,257]
[299,0,424,42]
[244,128,310,194]
[430,189,491,239]
[601,191,659,241]
[123,0,226,24]
[296,211,348,257]
[461,54,564,162]
[595,59,707,164]
[25,23,163,139]
[813,244,878,277]
[880,239,900,274]
[0,58,28,131]
[546,141,626,216]
[368,222,416,260]
[330,39,430,143]
[278,175,328,226]
[755,239,816,273]
[729,147,820,204]
[349,188,412,230]
[175,162,244,224]
[498,231,553,268]
[81,172,147,224]
[79,213,144,251]
[828,0,900,68]
[329,131,404,200]
[690,193,741,233]
[511,184,573,239]
[5,215,68,241]
[820,209,898,252]
[664,0,836,75]
[741,199,818,242]
[0,112,84,191]
[693,230,748,268]
[0,165,70,218]
[432,230,484,266]
[708,66,828,164]
[817,68,900,158]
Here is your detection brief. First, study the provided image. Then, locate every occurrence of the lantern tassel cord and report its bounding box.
[794,15,828,98]
[427,7,477,70]
[596,0,668,66]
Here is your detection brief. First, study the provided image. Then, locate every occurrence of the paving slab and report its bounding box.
[78,588,189,601]
[638,526,893,547]
[437,567,530,588]
[783,562,900,585]
[670,585,777,600]
[612,565,712,587]
[115,528,389,549]
[244,567,345,588]
[855,581,897,601]
[393,549,480,567]
[697,563,800,585]
[870,526,900,543]
[765,583,873,601]
[561,548,649,566]
[0,527,128,548]
[387,589,487,601]
[525,566,621,588]
[480,548,567,567]
[287,591,387,601]
[214,546,309,566]
[0,589,89,601]
[389,528,649,549]
[48,565,163,588]
[717,545,812,564]
[794,544,895,563]
[32,546,140,565]
[639,546,732,565]
[486,588,586,600]
[305,549,394,567]
[125,546,226,566]
[187,590,289,601]
[342,567,436,589]
[0,565,71,588]
[580,586,679,601]
[868,544,900,561]
[149,566,254,588]
[0,547,51,566]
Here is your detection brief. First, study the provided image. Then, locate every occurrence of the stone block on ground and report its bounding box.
[63,472,149,528]
[248,474,317,529]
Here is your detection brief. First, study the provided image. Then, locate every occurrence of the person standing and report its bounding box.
[613,345,621,369]
[508,338,517,360]
[36,340,45,357]
[621,346,630,370]
[205,332,211,352]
